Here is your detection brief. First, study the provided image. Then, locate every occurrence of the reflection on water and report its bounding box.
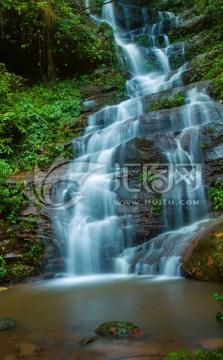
[0,276,223,359]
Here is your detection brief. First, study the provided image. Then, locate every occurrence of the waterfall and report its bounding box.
[52,0,223,277]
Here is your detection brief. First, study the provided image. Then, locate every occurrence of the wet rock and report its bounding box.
[114,137,166,243]
[55,273,68,279]
[46,258,66,273]
[82,100,97,112]
[79,336,98,345]
[18,342,41,357]
[200,120,223,186]
[181,216,223,282]
[43,272,55,280]
[95,321,145,338]
[3,252,20,265]
[0,317,16,330]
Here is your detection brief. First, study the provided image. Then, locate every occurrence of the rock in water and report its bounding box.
[95,321,145,338]
[79,336,98,345]
[0,317,16,330]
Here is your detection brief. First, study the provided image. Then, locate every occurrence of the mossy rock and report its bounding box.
[181,219,223,282]
[95,321,145,338]
[0,317,16,330]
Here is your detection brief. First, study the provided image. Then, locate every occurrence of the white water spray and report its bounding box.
[52,1,223,277]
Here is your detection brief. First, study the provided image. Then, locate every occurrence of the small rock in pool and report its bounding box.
[0,317,16,330]
[79,336,98,345]
[95,321,146,339]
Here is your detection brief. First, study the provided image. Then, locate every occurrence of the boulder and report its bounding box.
[0,317,16,330]
[95,321,145,338]
[181,216,223,282]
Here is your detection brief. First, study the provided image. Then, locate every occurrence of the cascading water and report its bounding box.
[53,1,223,277]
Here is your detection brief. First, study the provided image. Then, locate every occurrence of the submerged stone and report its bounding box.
[79,336,98,345]
[0,317,16,330]
[95,321,145,338]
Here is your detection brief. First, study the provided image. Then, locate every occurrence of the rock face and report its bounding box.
[0,170,66,283]
[181,216,223,282]
[95,321,145,338]
[0,190,42,282]
[114,137,166,244]
[200,120,223,186]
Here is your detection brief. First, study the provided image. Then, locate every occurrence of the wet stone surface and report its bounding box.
[0,317,16,330]
[95,321,146,339]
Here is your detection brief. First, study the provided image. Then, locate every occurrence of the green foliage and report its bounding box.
[213,293,223,321]
[10,263,32,280]
[169,54,183,70]
[0,66,82,170]
[0,160,28,223]
[140,170,157,185]
[0,255,8,279]
[188,45,223,88]
[151,200,163,216]
[0,0,115,78]
[148,92,185,112]
[136,37,151,47]
[195,0,223,20]
[92,69,126,94]
[209,182,223,210]
[89,0,104,15]
[167,0,223,95]
[19,216,38,230]
[148,0,193,12]
[18,240,43,267]
[165,348,223,359]
[200,141,211,150]
[211,70,223,100]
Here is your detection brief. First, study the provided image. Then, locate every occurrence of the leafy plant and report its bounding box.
[10,263,33,280]
[0,66,82,170]
[136,36,151,47]
[151,200,163,216]
[0,0,114,78]
[140,170,157,185]
[148,92,185,112]
[0,255,8,279]
[0,160,28,223]
[165,347,223,359]
[169,54,183,70]
[18,240,43,267]
[209,182,223,210]
[213,293,223,321]
[200,141,211,150]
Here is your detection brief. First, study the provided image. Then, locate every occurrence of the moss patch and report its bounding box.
[0,317,16,330]
[147,91,185,112]
[95,321,145,338]
[182,221,223,282]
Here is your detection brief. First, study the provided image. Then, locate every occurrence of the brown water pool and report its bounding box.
[0,275,222,359]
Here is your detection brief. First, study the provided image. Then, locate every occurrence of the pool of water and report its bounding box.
[0,275,223,359]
